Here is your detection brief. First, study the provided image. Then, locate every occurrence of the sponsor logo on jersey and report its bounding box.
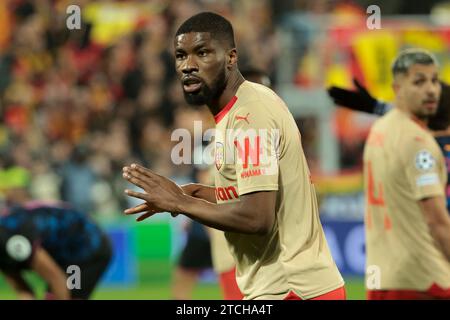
[215,186,239,201]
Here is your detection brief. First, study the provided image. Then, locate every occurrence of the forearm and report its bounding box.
[177,194,266,234]
[5,273,35,298]
[429,221,450,261]
[47,273,70,300]
[419,197,450,261]
[182,183,216,203]
[31,248,70,300]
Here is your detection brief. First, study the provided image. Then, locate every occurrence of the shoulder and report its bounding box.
[232,82,289,125]
[377,109,432,144]
[235,81,285,110]
[396,115,435,148]
[397,123,441,167]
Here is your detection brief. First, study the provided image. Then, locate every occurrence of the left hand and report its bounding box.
[327,78,378,113]
[18,292,35,300]
[122,164,185,220]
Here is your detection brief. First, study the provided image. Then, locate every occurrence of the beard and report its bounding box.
[183,69,227,106]
[415,110,435,120]
[412,101,438,120]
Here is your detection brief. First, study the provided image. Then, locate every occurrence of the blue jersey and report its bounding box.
[435,135,450,211]
[0,203,104,271]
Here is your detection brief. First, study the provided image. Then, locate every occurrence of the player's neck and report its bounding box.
[395,102,428,128]
[208,72,245,116]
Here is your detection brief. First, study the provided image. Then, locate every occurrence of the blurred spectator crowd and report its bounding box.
[0,0,280,219]
[2,0,443,219]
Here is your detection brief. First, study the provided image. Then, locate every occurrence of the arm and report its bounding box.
[31,247,70,300]
[418,196,450,261]
[178,190,276,235]
[3,271,35,300]
[327,78,391,115]
[182,183,217,203]
[123,164,276,235]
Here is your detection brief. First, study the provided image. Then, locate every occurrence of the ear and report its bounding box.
[392,82,399,94]
[392,76,401,95]
[227,48,237,69]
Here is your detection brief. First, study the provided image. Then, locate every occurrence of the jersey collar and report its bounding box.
[214,96,238,124]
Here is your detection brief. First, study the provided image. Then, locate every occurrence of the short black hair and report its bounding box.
[392,48,438,76]
[175,12,235,49]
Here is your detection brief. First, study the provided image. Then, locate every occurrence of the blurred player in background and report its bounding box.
[172,156,242,300]
[328,76,450,211]
[0,166,112,300]
[360,49,450,299]
[171,161,214,300]
[171,220,213,300]
[123,12,344,300]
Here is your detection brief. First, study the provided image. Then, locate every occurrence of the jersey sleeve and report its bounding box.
[230,105,281,196]
[401,134,445,200]
[0,230,36,271]
[0,219,38,272]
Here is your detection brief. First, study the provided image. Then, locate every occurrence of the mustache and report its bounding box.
[422,97,438,103]
[182,75,203,85]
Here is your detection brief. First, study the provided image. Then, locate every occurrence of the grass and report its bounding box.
[0,276,365,300]
[92,283,223,300]
[344,276,366,300]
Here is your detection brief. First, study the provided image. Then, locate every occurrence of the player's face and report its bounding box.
[174,32,228,106]
[395,64,441,120]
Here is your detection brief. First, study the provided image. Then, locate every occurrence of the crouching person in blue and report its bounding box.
[0,167,112,300]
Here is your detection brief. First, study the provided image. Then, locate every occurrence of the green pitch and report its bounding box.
[93,277,366,300]
[0,276,365,300]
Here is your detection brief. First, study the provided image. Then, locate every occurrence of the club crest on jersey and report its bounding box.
[215,142,224,170]
[415,150,435,171]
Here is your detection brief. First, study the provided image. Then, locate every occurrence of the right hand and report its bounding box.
[18,292,35,300]
[123,179,197,221]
